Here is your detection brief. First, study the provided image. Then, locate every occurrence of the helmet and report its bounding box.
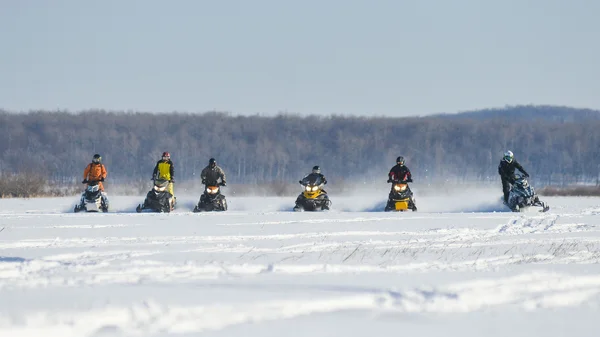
[92,154,101,163]
[312,166,321,174]
[396,156,405,165]
[503,151,514,163]
[162,152,170,159]
[209,158,216,167]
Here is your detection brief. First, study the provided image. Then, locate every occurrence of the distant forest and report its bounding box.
[0,105,599,187]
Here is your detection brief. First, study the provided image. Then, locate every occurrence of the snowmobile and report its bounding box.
[293,175,331,211]
[384,179,417,212]
[506,174,549,212]
[74,181,108,213]
[193,182,227,212]
[136,178,174,213]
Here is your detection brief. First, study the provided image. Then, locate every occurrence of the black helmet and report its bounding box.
[209,158,216,167]
[92,154,102,163]
[396,156,405,165]
[312,165,321,174]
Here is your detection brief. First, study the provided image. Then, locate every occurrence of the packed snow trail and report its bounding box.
[0,195,599,337]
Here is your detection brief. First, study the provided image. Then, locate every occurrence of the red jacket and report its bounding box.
[388,164,412,182]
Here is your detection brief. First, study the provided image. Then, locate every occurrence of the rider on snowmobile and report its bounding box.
[295,166,329,210]
[387,156,416,206]
[201,158,226,186]
[82,154,109,208]
[153,151,175,197]
[388,156,412,183]
[299,166,328,191]
[196,158,227,210]
[498,150,529,204]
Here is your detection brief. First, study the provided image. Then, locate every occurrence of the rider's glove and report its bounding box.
[220,181,226,186]
[201,179,206,184]
[299,180,303,184]
[387,179,392,183]
[170,179,175,183]
[100,177,104,182]
[82,180,88,184]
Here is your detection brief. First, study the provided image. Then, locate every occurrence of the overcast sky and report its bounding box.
[1,0,598,116]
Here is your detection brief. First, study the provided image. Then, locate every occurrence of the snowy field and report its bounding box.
[1,188,600,337]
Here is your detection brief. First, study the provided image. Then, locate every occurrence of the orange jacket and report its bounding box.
[83,163,107,182]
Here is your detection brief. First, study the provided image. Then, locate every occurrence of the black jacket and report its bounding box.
[498,159,528,181]
[388,164,412,182]
[201,165,226,185]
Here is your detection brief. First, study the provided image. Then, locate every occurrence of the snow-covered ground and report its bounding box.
[1,188,599,337]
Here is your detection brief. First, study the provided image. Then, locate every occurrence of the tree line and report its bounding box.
[0,106,599,189]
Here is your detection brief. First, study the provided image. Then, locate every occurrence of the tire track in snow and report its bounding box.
[3,247,600,290]
[498,214,560,234]
[3,216,597,251]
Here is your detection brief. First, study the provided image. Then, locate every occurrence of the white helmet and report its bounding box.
[503,150,514,163]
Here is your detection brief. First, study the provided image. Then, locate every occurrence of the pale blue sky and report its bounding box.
[1,0,598,116]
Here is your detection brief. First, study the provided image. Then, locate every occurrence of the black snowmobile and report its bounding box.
[384,179,417,212]
[193,182,227,212]
[136,178,174,213]
[506,174,549,212]
[293,175,331,211]
[74,180,108,213]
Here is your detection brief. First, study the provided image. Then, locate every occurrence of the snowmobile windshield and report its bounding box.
[87,184,100,192]
[514,174,529,187]
[154,179,170,188]
[301,174,323,186]
[510,177,534,198]
[153,179,169,192]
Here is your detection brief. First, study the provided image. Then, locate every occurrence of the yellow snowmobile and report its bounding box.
[293,175,331,211]
[385,180,417,212]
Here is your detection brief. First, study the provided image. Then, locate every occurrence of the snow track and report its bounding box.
[1,195,599,336]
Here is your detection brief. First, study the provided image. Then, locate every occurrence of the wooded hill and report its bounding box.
[1,105,599,187]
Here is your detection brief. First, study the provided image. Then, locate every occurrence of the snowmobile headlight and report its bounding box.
[394,184,407,192]
[311,186,319,192]
[305,186,312,192]
[206,186,219,194]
